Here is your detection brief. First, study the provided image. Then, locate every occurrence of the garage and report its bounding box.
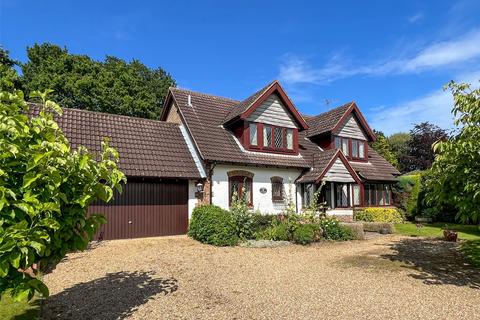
[88,179,189,240]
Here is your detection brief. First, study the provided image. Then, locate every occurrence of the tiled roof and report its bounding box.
[350,147,400,181]
[28,103,201,179]
[169,87,399,182]
[296,149,339,183]
[170,87,312,169]
[223,80,277,124]
[304,102,353,138]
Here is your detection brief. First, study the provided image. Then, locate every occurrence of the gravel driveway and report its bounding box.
[42,235,480,320]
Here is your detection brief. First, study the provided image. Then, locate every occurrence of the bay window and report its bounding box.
[335,183,350,207]
[363,184,392,206]
[352,184,361,206]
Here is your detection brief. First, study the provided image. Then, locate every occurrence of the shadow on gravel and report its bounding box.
[41,271,178,320]
[381,238,480,289]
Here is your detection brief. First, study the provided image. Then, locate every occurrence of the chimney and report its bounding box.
[187,94,192,107]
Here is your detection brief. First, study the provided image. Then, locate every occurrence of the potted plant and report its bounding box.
[443,226,458,242]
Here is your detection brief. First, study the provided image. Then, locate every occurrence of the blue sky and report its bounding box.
[1,0,480,134]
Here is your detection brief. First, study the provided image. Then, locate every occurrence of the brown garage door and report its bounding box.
[88,179,188,240]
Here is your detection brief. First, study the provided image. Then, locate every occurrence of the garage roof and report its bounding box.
[28,103,202,179]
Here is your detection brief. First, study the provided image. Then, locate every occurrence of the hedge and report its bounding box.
[354,207,404,223]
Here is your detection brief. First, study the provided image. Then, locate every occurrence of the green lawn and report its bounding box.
[394,222,480,240]
[460,240,480,268]
[0,295,40,320]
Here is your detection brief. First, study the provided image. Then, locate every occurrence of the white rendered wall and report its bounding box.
[188,180,197,218]
[211,164,303,214]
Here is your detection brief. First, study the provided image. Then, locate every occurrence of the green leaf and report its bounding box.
[29,241,45,256]
[13,288,31,302]
[28,278,49,297]
[22,172,42,188]
[9,250,21,269]
[0,261,9,277]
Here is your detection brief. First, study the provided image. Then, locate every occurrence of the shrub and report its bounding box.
[362,222,396,234]
[188,205,238,246]
[396,173,422,218]
[340,223,365,240]
[319,218,354,241]
[255,223,290,241]
[230,192,255,240]
[354,208,404,223]
[292,224,318,245]
[251,214,276,232]
[0,90,125,301]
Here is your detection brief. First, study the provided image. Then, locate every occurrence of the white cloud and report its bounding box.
[278,29,480,85]
[407,13,424,24]
[368,70,480,135]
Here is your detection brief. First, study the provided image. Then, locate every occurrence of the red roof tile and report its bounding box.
[28,103,201,179]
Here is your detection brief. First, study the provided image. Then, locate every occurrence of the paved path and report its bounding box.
[42,235,480,319]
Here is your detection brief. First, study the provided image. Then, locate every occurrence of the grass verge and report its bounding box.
[460,240,480,268]
[394,222,480,240]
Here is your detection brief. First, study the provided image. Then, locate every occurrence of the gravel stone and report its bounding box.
[42,235,480,320]
[239,240,292,248]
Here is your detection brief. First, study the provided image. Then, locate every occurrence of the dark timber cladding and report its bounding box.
[88,179,188,240]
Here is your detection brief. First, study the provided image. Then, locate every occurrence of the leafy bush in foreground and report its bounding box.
[0,90,124,301]
[188,205,238,246]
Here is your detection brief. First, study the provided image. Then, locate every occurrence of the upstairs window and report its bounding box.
[259,124,295,152]
[263,125,272,147]
[352,140,359,158]
[334,136,366,160]
[342,139,349,156]
[286,129,293,149]
[249,123,258,146]
[359,142,365,158]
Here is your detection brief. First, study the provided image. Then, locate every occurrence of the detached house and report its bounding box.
[31,80,399,240]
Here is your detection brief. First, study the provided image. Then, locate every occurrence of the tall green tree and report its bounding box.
[426,80,480,223]
[0,90,125,300]
[21,43,175,119]
[0,48,22,92]
[400,122,448,172]
[370,129,399,168]
[388,132,411,172]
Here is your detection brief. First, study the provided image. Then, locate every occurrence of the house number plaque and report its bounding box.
[259,187,267,194]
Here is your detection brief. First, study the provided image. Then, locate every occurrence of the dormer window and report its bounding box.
[249,123,258,146]
[262,124,294,151]
[334,136,367,160]
[243,122,298,154]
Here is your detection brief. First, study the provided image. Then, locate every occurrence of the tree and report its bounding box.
[0,47,22,92]
[370,129,398,168]
[426,80,480,223]
[21,43,175,119]
[400,122,447,172]
[0,90,125,301]
[388,132,411,172]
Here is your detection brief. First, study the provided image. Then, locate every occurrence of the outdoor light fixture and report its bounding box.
[196,182,204,193]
